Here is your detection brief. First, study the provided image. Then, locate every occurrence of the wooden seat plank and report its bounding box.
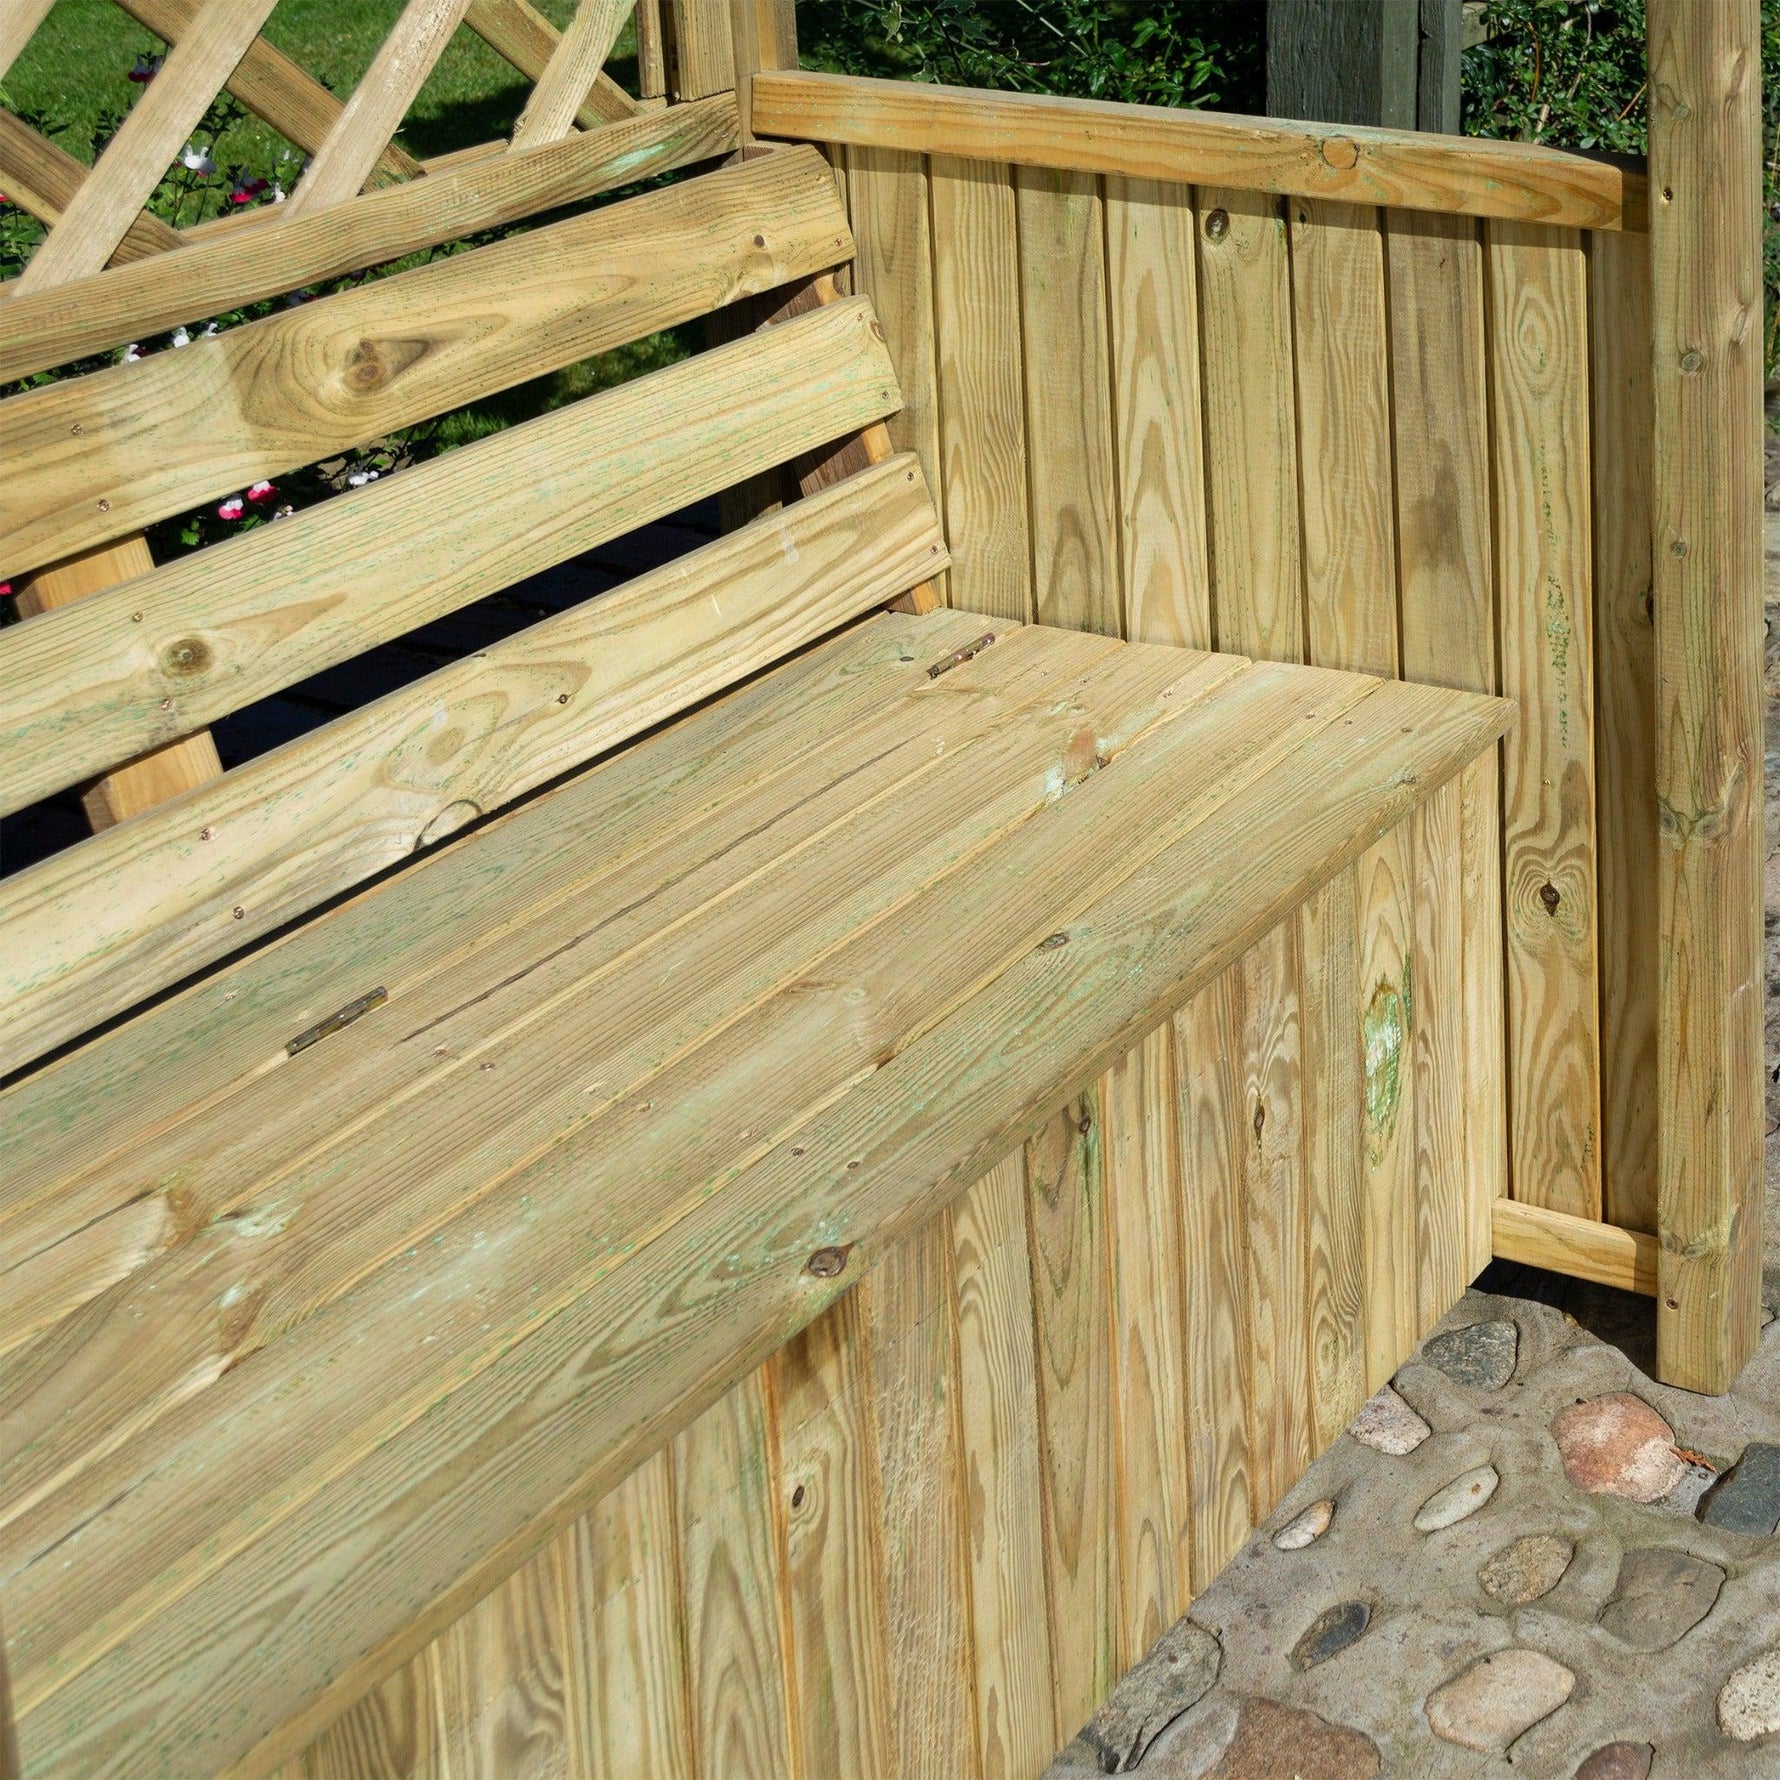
[0,631,1508,1780]
[0,145,849,581]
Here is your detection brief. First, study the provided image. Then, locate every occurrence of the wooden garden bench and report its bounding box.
[0,98,1512,1780]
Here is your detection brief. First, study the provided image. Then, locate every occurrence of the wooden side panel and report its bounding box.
[929,157,1032,623]
[1195,186,1303,663]
[1590,227,1659,1236]
[1487,221,1602,1223]
[1015,167,1123,637]
[297,1657,445,1780]
[1024,1098,1121,1737]
[1103,176,1211,650]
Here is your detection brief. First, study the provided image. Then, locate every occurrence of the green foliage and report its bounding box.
[1461,0,1650,150]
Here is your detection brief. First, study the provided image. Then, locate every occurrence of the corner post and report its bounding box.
[1649,0,1766,1390]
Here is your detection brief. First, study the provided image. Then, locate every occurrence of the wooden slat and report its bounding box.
[510,0,635,150]
[669,0,735,99]
[752,70,1648,232]
[1459,752,1507,1276]
[1024,1097,1119,1737]
[0,0,55,81]
[283,0,474,219]
[1196,187,1302,663]
[113,0,423,181]
[4,671,1508,1780]
[564,1453,694,1780]
[14,0,281,294]
[463,0,638,124]
[296,1652,443,1779]
[928,155,1030,624]
[635,0,667,97]
[1104,175,1209,650]
[1298,866,1367,1449]
[1487,221,1602,1222]
[1173,967,1250,1588]
[861,1221,978,1780]
[1102,1025,1189,1658]
[0,96,739,385]
[1016,166,1121,637]
[0,292,895,824]
[1590,229,1659,1236]
[0,144,850,579]
[1492,1200,1658,1297]
[673,1379,796,1780]
[0,455,939,1078]
[0,108,184,261]
[769,1291,897,1776]
[1650,0,1766,1393]
[950,1154,1055,1779]
[1291,198,1396,677]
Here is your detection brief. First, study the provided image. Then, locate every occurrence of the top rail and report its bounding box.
[752,69,1648,233]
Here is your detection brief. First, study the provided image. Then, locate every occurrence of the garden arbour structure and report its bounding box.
[0,1,1761,1775]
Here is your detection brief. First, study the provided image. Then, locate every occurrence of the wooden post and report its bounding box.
[1649,0,1765,1392]
[1266,0,1460,133]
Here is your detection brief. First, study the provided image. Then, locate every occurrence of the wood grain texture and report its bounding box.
[509,0,634,149]
[753,71,1648,231]
[0,144,852,579]
[1102,1026,1189,1657]
[1458,752,1507,1277]
[674,1378,795,1780]
[1487,220,1602,1222]
[1493,1199,1658,1297]
[1650,0,1766,1393]
[1196,186,1303,663]
[1016,165,1122,637]
[1173,968,1252,1590]
[1590,226,1659,1237]
[1290,198,1396,678]
[283,0,474,219]
[928,155,1031,623]
[950,1155,1055,1780]
[463,0,637,124]
[770,1291,897,1777]
[1104,175,1210,650]
[296,1653,445,1780]
[0,106,178,259]
[0,98,739,386]
[669,0,735,99]
[0,0,54,81]
[14,0,281,293]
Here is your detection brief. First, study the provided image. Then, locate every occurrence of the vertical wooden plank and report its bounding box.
[929,156,1031,623]
[1102,1025,1190,1659]
[1015,166,1122,638]
[674,1375,796,1780]
[951,1155,1055,1780]
[1459,751,1508,1278]
[861,1220,980,1780]
[433,1537,572,1780]
[563,1453,695,1780]
[1649,0,1765,1392]
[668,0,735,98]
[1195,186,1303,663]
[1358,826,1418,1389]
[1240,920,1311,1524]
[770,1290,897,1779]
[1487,220,1602,1223]
[1103,175,1211,650]
[1024,1096,1120,1739]
[297,1654,445,1780]
[1299,864,1368,1452]
[634,0,667,96]
[1290,198,1398,678]
[1591,227,1660,1237]
[1412,773,1471,1329]
[1173,968,1252,1591]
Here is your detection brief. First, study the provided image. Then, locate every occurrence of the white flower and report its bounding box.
[200,321,219,338]
[170,325,190,348]
[120,343,143,362]
[180,144,215,175]
[346,468,381,488]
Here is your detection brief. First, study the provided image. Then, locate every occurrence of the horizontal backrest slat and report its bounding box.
[0,143,847,579]
[0,95,738,386]
[0,293,901,817]
[0,456,945,1077]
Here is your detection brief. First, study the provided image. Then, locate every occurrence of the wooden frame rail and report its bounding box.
[752,69,1649,232]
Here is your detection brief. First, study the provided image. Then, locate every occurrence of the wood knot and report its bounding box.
[1320,136,1359,170]
[1539,881,1561,916]
[161,636,213,677]
[1204,207,1229,242]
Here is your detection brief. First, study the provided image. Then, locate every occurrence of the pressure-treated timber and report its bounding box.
[13,0,282,293]
[753,71,1648,231]
[0,96,740,385]
[0,108,184,262]
[1649,0,1766,1392]
[509,0,635,149]
[464,0,638,124]
[1493,1200,1659,1298]
[0,627,1508,1780]
[0,144,851,577]
[0,0,55,81]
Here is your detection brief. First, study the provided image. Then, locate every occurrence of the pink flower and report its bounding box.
[128,53,162,83]
[0,582,12,599]
[229,176,268,205]
[217,496,245,520]
[246,480,277,504]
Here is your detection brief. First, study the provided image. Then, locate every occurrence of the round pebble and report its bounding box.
[1478,1533,1573,1607]
[1719,1645,1780,1740]
[1414,1464,1500,1532]
[1574,1743,1655,1780]
[1550,1393,1687,1503]
[1426,1647,1576,1752]
[1273,1498,1335,1550]
[1290,1599,1371,1671]
[1351,1385,1432,1456]
[1421,1318,1519,1390]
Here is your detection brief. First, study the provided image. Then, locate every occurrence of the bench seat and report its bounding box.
[0,604,1508,1777]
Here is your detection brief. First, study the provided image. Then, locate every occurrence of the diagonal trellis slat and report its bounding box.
[0,106,184,260]
[509,0,635,149]
[0,0,56,82]
[464,0,639,124]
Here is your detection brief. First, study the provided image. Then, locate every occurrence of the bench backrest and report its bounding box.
[0,116,948,1076]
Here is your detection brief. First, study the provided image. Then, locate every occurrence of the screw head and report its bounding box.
[806,1246,849,1279]
[1205,207,1229,241]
